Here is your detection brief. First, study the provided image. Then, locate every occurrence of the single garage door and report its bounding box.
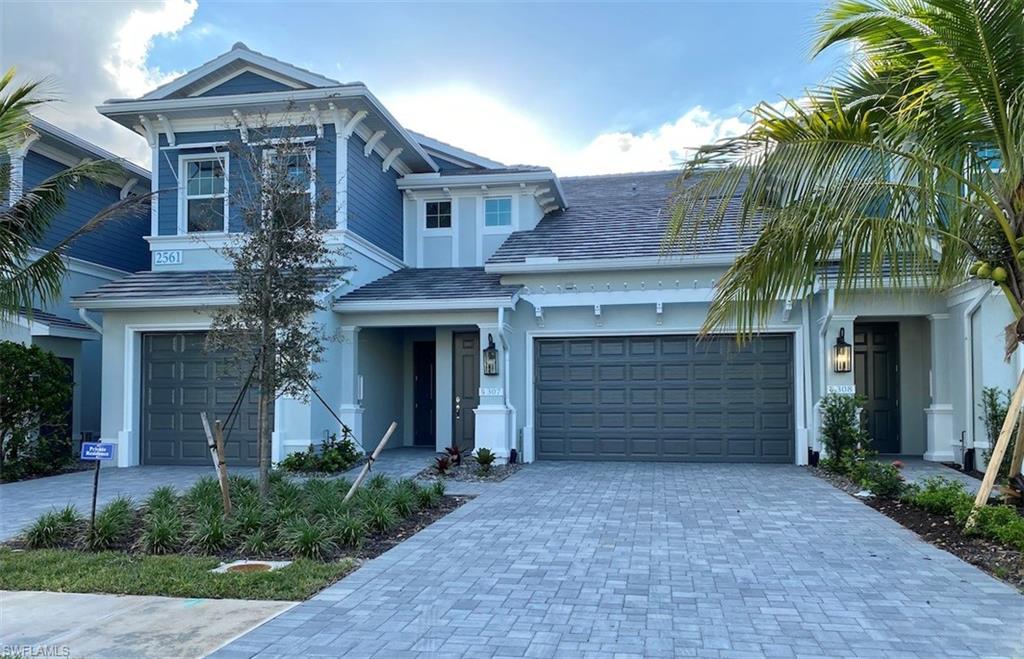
[141,332,263,466]
[534,334,794,462]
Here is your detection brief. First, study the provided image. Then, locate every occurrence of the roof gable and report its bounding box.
[194,69,298,97]
[139,42,340,101]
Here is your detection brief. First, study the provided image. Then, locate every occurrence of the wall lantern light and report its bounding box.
[483,334,499,376]
[833,327,853,373]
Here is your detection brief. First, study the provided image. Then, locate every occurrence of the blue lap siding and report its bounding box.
[23,151,150,272]
[197,71,294,97]
[347,133,403,259]
[157,125,336,235]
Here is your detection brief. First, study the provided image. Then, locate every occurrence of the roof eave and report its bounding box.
[71,295,237,310]
[333,295,519,313]
[485,254,742,274]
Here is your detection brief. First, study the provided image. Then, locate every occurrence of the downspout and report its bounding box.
[78,308,102,335]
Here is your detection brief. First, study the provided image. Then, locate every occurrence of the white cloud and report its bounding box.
[383,84,750,176]
[104,0,198,97]
[0,0,199,168]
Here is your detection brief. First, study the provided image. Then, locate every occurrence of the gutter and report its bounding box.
[78,308,103,335]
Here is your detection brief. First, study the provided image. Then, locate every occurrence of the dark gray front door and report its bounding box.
[452,332,479,452]
[854,323,901,453]
[141,332,263,466]
[534,334,794,462]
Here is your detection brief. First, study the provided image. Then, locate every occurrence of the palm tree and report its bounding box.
[0,68,148,319]
[666,0,1023,503]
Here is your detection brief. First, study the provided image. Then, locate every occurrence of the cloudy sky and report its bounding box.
[1,0,846,176]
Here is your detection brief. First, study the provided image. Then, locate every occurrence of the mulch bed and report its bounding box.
[866,497,1024,592]
[5,495,473,564]
[809,467,1024,592]
[1,460,92,484]
[416,462,525,482]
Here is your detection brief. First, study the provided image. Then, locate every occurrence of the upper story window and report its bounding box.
[265,146,315,224]
[182,154,228,233]
[484,197,512,227]
[425,200,451,229]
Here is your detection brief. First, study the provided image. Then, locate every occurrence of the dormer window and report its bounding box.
[425,200,451,229]
[181,154,229,233]
[484,197,512,227]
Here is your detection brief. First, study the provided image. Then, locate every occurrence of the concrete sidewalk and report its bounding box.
[0,590,292,659]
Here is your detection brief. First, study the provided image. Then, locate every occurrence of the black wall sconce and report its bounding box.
[483,333,498,376]
[833,327,852,373]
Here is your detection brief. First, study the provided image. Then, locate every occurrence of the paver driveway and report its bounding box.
[214,462,1024,658]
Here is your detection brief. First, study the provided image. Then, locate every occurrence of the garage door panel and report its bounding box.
[535,334,794,462]
[142,332,264,466]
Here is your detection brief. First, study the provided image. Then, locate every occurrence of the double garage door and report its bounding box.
[534,334,794,462]
[141,332,263,466]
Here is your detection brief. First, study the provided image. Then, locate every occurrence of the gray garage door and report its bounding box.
[141,332,263,466]
[534,334,794,462]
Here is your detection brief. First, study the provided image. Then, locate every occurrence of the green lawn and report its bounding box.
[0,548,357,601]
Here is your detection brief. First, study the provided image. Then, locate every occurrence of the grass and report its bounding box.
[0,547,356,601]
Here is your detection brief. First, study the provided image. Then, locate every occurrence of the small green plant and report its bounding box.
[270,479,305,510]
[230,503,266,537]
[854,461,905,499]
[978,386,1017,481]
[25,507,79,549]
[907,477,973,516]
[366,473,390,491]
[140,509,183,554]
[474,447,497,474]
[183,477,223,515]
[278,433,361,474]
[361,497,398,534]
[431,479,446,499]
[190,510,230,553]
[416,483,441,509]
[333,514,365,547]
[145,486,178,514]
[969,505,1024,550]
[239,528,273,556]
[279,517,337,560]
[389,487,417,518]
[88,496,134,550]
[819,393,870,474]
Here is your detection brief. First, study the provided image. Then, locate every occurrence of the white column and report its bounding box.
[925,313,955,461]
[473,322,514,461]
[339,326,364,450]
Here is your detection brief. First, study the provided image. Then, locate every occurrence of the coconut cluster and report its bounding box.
[970,238,1024,283]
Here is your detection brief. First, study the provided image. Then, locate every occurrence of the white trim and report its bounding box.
[160,140,231,151]
[157,114,175,147]
[331,104,348,229]
[399,170,566,208]
[523,325,807,465]
[334,296,518,313]
[342,110,368,139]
[187,65,309,98]
[138,48,338,100]
[231,110,249,143]
[340,229,405,272]
[9,312,98,341]
[177,151,230,235]
[381,147,403,173]
[30,116,150,180]
[521,288,716,307]
[363,130,385,156]
[73,295,236,310]
[963,285,991,449]
[486,254,740,274]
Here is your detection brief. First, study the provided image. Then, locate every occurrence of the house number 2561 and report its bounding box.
[153,250,183,265]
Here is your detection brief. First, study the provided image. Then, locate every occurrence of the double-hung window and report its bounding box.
[183,155,228,233]
[425,200,451,229]
[265,146,315,226]
[484,197,512,227]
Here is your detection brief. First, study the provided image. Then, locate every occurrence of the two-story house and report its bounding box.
[3,117,151,442]
[73,43,1016,469]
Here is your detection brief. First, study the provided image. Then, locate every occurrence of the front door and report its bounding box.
[452,332,479,452]
[854,323,901,453]
[412,341,436,447]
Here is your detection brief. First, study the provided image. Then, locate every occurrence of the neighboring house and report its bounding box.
[72,42,1015,468]
[3,117,151,442]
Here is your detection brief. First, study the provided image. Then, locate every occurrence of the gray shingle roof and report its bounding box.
[337,267,520,303]
[487,170,760,265]
[439,166,551,177]
[23,308,94,333]
[72,268,350,307]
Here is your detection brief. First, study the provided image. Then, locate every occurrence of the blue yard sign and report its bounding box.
[80,442,115,461]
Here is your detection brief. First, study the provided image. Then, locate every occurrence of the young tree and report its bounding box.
[207,122,341,497]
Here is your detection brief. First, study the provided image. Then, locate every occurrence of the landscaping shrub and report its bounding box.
[239,528,272,556]
[434,454,452,475]
[416,482,440,509]
[182,477,223,515]
[278,432,361,474]
[332,514,365,547]
[389,485,418,518]
[304,478,345,518]
[366,473,390,491]
[819,393,870,474]
[88,496,134,550]
[907,477,973,517]
[144,486,178,514]
[279,517,336,560]
[978,386,1016,481]
[854,461,905,499]
[231,503,266,537]
[361,497,397,534]
[0,341,74,482]
[25,505,80,549]
[969,505,1024,550]
[190,510,230,553]
[474,447,496,474]
[140,509,184,554]
[445,445,462,466]
[431,479,446,499]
